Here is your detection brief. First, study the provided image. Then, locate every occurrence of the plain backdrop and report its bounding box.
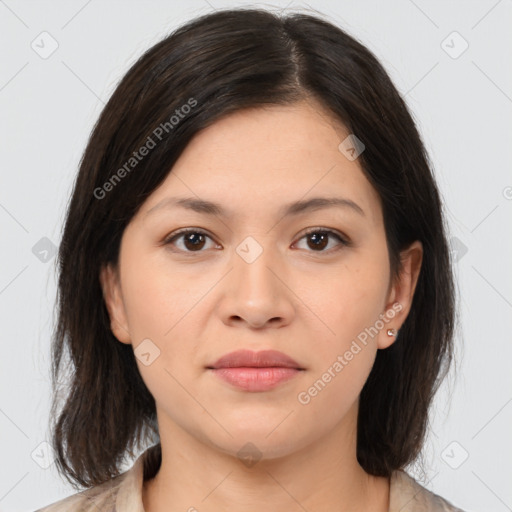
[0,1,511,511]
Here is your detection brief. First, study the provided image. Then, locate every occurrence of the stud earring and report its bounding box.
[387,328,397,337]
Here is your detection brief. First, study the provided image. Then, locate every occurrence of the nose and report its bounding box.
[217,240,296,330]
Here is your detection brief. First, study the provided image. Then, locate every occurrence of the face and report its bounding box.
[101,98,422,462]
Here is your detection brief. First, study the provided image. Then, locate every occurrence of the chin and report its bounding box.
[205,424,314,464]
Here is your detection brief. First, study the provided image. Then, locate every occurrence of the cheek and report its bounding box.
[120,252,198,341]
[121,255,202,412]
[295,251,389,414]
[295,263,385,416]
[119,251,210,381]
[302,253,389,347]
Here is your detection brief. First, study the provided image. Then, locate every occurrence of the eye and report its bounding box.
[163,228,218,253]
[293,228,349,252]
[163,227,350,254]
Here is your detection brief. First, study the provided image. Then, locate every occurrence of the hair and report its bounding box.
[49,7,455,489]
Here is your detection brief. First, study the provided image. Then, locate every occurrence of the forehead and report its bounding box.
[139,100,383,228]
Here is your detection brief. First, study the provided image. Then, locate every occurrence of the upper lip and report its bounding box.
[207,349,304,370]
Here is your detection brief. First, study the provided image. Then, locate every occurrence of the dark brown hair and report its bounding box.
[49,7,455,489]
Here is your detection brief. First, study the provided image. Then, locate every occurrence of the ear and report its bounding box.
[99,264,132,344]
[377,240,423,349]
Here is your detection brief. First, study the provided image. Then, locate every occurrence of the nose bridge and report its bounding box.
[219,233,294,327]
[233,234,282,298]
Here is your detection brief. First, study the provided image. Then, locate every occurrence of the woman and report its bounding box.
[36,7,465,512]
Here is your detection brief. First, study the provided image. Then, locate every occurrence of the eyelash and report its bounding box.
[163,227,351,255]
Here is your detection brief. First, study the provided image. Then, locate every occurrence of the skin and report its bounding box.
[100,97,422,512]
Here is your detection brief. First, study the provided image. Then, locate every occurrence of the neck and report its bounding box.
[142,404,390,512]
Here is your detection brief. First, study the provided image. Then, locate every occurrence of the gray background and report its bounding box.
[1,1,511,511]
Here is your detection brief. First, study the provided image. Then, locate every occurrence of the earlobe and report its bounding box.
[99,264,132,344]
[377,240,423,350]
[376,305,402,349]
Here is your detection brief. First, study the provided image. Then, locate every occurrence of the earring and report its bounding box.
[387,328,397,337]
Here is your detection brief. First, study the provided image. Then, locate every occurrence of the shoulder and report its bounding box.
[34,451,149,512]
[389,470,467,512]
[34,444,159,512]
[33,473,126,512]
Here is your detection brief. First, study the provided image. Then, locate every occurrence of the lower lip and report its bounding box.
[209,367,302,391]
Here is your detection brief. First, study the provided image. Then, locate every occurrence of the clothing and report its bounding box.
[35,444,465,511]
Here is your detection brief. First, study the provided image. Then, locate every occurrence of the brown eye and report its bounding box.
[182,232,207,251]
[164,229,216,252]
[164,227,349,255]
[295,229,349,252]
[307,231,329,251]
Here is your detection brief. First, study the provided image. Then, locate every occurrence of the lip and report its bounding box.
[206,349,305,392]
[207,349,303,370]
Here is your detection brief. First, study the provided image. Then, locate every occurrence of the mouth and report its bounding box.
[206,349,305,392]
[206,349,304,370]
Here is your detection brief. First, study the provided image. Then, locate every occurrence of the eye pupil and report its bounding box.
[308,232,329,251]
[184,232,206,251]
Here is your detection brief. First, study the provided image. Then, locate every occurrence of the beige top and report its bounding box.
[35,445,465,512]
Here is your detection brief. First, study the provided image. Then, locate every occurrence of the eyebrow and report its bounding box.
[145,195,365,219]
